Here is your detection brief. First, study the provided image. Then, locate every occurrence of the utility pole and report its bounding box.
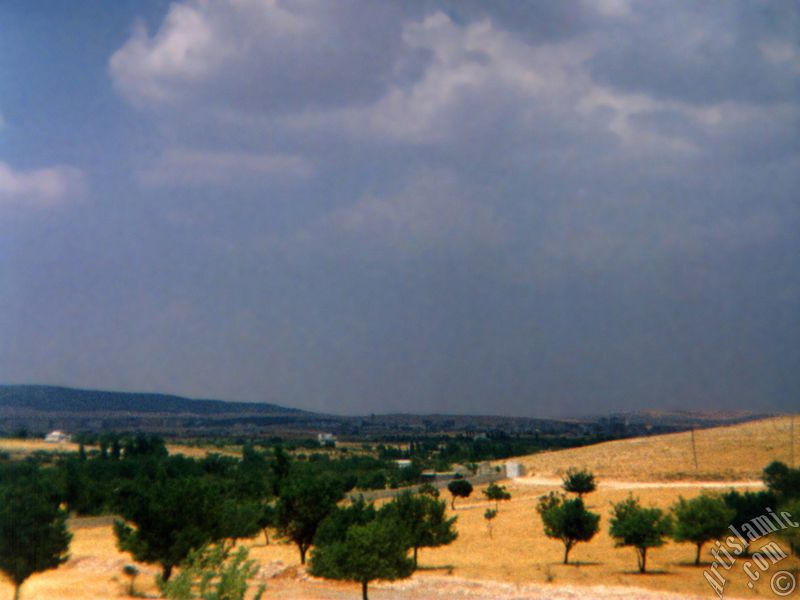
[691,428,698,471]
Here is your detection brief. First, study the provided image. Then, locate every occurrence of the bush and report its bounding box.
[159,544,264,600]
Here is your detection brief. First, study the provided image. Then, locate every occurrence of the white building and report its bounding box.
[395,459,413,469]
[44,430,71,443]
[505,461,524,478]
[317,432,337,445]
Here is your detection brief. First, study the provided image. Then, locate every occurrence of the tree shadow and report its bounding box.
[416,564,455,574]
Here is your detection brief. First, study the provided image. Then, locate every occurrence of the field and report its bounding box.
[1,416,797,599]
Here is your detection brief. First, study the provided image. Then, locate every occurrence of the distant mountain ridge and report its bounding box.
[0,384,306,416]
[0,384,768,439]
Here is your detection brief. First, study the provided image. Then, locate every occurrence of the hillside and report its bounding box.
[0,385,305,415]
[515,415,798,481]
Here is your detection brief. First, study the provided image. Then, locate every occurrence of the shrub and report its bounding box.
[158,544,264,600]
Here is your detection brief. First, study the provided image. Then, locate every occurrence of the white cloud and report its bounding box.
[110,0,402,114]
[139,147,312,187]
[0,162,86,209]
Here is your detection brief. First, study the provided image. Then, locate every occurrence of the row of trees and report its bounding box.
[535,464,800,572]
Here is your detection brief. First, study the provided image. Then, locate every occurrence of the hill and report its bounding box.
[515,415,797,481]
[0,384,768,440]
[0,384,305,415]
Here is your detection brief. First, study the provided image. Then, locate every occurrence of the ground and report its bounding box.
[1,416,798,599]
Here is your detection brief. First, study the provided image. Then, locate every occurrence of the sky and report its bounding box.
[0,1,798,417]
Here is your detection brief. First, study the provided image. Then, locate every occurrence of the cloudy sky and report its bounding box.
[1,1,797,417]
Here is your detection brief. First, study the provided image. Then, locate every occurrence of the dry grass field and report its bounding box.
[515,416,798,482]
[1,416,798,599]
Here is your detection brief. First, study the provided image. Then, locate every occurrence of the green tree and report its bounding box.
[0,470,72,600]
[562,468,597,499]
[217,497,261,549]
[159,544,265,600]
[722,489,777,553]
[484,509,497,538]
[763,461,800,499]
[275,475,343,564]
[114,476,231,581]
[381,491,457,568]
[483,483,511,511]
[537,492,600,564]
[447,480,473,510]
[775,497,800,556]
[609,495,672,573]
[309,518,414,600]
[671,494,735,565]
[314,496,377,547]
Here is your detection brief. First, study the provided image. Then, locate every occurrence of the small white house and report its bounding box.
[317,432,336,445]
[44,430,71,443]
[394,459,413,469]
[505,461,524,478]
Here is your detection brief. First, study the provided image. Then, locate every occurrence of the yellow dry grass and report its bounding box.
[0,439,80,455]
[515,416,798,482]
